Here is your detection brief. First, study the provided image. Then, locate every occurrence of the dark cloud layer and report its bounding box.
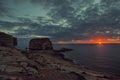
[31,0,120,28]
[0,0,120,41]
[0,1,11,17]
[30,0,120,40]
[0,17,67,39]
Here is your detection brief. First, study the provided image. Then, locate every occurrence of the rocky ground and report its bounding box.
[0,46,120,80]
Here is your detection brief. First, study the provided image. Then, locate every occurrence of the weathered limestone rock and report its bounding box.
[0,32,17,47]
[0,46,40,79]
[0,46,86,80]
[29,38,53,50]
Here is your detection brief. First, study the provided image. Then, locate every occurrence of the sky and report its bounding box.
[0,0,120,42]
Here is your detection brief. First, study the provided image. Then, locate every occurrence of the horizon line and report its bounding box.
[53,42,120,45]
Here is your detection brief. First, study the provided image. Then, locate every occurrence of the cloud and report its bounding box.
[30,0,73,7]
[33,0,120,27]
[0,1,11,17]
[0,17,67,38]
[1,0,120,40]
[0,20,19,29]
[13,0,30,4]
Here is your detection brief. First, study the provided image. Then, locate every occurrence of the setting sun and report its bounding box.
[98,41,102,45]
[97,39,103,45]
[54,38,120,45]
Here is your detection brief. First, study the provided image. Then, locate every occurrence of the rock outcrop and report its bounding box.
[29,38,53,50]
[0,46,39,80]
[54,47,73,52]
[0,46,86,80]
[0,32,17,47]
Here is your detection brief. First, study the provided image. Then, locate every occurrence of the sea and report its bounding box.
[53,44,120,76]
[17,40,120,75]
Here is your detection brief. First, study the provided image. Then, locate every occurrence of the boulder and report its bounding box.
[29,38,53,50]
[0,32,17,47]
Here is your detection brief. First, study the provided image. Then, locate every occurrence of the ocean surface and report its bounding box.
[53,44,120,75]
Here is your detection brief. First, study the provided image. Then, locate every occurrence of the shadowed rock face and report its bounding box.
[0,32,17,47]
[29,38,53,50]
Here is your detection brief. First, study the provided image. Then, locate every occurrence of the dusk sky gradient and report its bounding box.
[0,0,120,42]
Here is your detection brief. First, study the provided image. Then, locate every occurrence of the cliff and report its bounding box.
[0,46,86,80]
[0,32,17,47]
[29,38,53,50]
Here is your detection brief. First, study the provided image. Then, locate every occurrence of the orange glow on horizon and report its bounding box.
[53,38,120,44]
[98,41,102,45]
[97,39,103,45]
